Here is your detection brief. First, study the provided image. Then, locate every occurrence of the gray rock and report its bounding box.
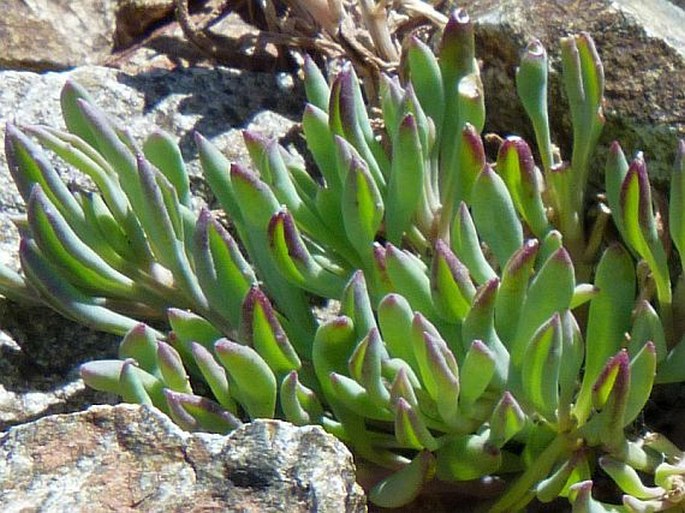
[468,0,685,181]
[0,302,119,430]
[0,0,175,71]
[116,0,176,47]
[0,404,367,512]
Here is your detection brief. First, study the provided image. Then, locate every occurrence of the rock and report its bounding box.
[0,303,119,430]
[0,0,176,71]
[116,0,176,47]
[468,0,685,181]
[0,404,367,512]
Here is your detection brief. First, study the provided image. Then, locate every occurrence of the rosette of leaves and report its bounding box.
[2,8,685,512]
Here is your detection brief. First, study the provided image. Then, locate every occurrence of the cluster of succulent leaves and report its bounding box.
[3,8,685,512]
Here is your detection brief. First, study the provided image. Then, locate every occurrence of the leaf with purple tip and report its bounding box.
[280,370,324,426]
[240,285,301,375]
[488,391,526,448]
[394,398,439,451]
[471,165,524,269]
[495,239,539,345]
[157,340,192,393]
[516,39,554,173]
[164,389,241,433]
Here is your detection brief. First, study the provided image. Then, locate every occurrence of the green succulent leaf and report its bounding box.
[670,140,685,258]
[394,397,439,450]
[267,208,346,298]
[385,113,425,244]
[240,285,301,375]
[329,65,387,187]
[590,350,631,452]
[313,316,358,402]
[436,432,501,481]
[244,131,330,242]
[451,202,497,285]
[511,247,575,366]
[5,124,99,242]
[368,451,435,508]
[27,185,135,297]
[385,243,437,320]
[118,358,168,410]
[228,163,317,344]
[409,312,448,400]
[193,208,256,328]
[157,340,193,393]
[378,293,419,370]
[164,389,241,433]
[575,244,635,423]
[358,327,392,407]
[167,308,222,353]
[303,104,341,192]
[471,164,524,268]
[624,341,656,426]
[19,238,145,336]
[423,330,460,427]
[340,270,378,339]
[459,339,497,410]
[496,137,549,238]
[329,371,393,421]
[389,366,420,410]
[495,239,539,345]
[60,80,101,148]
[558,310,584,421]
[214,338,277,419]
[488,391,526,448]
[280,370,324,426]
[599,457,663,500]
[536,452,586,504]
[303,54,330,112]
[143,129,191,207]
[516,39,554,174]
[619,155,671,307]
[604,141,630,242]
[341,155,384,258]
[0,262,40,305]
[80,359,126,395]
[406,35,445,137]
[120,359,154,406]
[561,33,605,197]
[431,239,476,323]
[462,278,509,387]
[567,481,609,513]
[629,300,666,362]
[190,341,235,412]
[118,323,161,377]
[440,115,487,222]
[521,313,562,421]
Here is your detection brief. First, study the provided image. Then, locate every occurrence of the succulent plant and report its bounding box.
[2,7,685,512]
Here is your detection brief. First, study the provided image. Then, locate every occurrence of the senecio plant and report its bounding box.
[3,8,685,512]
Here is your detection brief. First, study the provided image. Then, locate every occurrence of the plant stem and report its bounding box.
[487,434,569,513]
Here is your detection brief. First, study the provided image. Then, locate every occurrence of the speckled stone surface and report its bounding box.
[0,405,367,512]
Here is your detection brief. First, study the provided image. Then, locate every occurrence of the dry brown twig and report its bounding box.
[174,0,448,99]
